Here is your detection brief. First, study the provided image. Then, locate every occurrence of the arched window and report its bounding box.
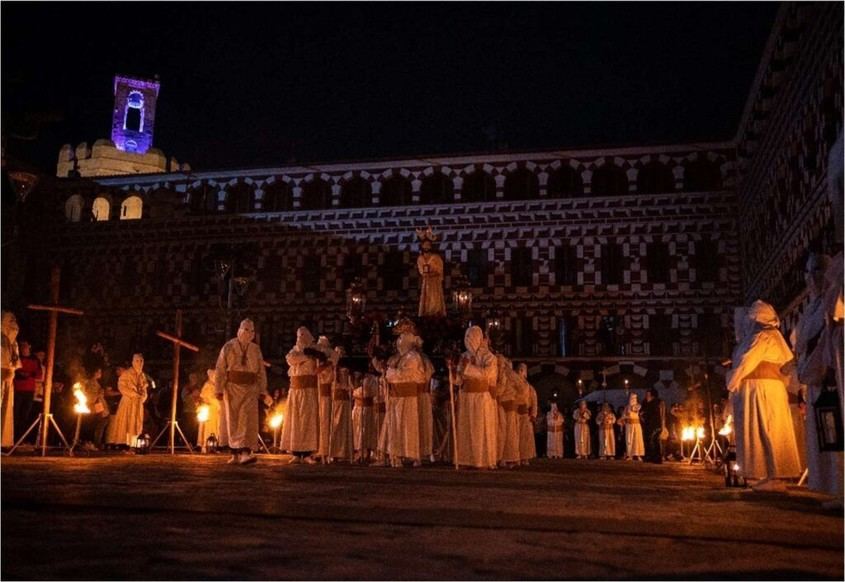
[65,195,84,222]
[461,170,495,203]
[124,91,144,134]
[683,158,722,191]
[262,180,293,212]
[547,166,584,198]
[92,197,110,221]
[340,176,372,208]
[301,178,332,210]
[120,195,143,220]
[380,176,412,206]
[591,162,628,196]
[224,182,253,213]
[503,167,539,201]
[188,185,210,214]
[419,172,453,205]
[636,162,675,194]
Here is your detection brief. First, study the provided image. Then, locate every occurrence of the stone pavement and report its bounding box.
[2,454,842,580]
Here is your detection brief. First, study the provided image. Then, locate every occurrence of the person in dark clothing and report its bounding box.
[642,388,667,464]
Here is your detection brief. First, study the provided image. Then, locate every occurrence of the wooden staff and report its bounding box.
[448,362,459,471]
[154,310,200,454]
[27,265,84,457]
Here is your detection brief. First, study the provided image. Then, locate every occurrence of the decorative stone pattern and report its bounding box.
[735,2,843,329]
[33,142,740,394]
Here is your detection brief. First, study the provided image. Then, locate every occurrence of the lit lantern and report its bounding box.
[624,379,629,394]
[485,312,503,346]
[814,389,843,452]
[133,433,151,455]
[72,383,90,414]
[681,426,695,442]
[205,433,219,454]
[451,274,473,317]
[196,404,210,423]
[346,279,366,322]
[577,379,584,397]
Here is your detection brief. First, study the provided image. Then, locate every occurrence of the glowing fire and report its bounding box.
[196,404,210,423]
[269,412,284,429]
[719,425,732,436]
[73,382,90,414]
[681,426,695,442]
[696,427,706,440]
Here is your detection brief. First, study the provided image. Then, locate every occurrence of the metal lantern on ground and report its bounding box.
[205,433,219,454]
[346,279,366,322]
[134,433,151,455]
[814,388,843,451]
[451,274,473,317]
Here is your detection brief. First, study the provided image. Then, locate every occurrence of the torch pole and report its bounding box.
[448,364,459,471]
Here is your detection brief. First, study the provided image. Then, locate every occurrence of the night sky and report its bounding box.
[3,2,778,172]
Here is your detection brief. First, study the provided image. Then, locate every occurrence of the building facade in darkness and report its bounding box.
[9,2,843,402]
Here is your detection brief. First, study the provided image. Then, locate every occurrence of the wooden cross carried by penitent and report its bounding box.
[151,309,200,454]
[23,265,83,457]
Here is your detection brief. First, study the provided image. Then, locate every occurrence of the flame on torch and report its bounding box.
[73,382,90,414]
[269,412,284,429]
[196,404,210,423]
[681,426,695,442]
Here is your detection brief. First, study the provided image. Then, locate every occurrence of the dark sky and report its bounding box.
[3,2,779,172]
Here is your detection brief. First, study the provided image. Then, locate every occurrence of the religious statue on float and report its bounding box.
[416,226,446,318]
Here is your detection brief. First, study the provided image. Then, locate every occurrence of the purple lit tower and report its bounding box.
[111,74,160,154]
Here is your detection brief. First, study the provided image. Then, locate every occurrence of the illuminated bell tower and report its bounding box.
[111,74,160,154]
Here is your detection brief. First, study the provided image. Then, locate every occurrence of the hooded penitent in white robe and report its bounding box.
[1,312,21,447]
[495,354,521,464]
[623,394,645,459]
[573,405,592,457]
[354,374,379,453]
[280,327,320,453]
[196,376,223,448]
[513,365,534,462]
[546,403,564,458]
[316,336,337,459]
[417,346,435,459]
[727,301,801,480]
[384,333,426,462]
[329,369,352,460]
[214,321,269,451]
[794,255,843,498]
[457,327,498,468]
[596,405,616,458]
[107,365,148,446]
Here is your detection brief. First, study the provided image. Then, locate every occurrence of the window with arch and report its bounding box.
[419,172,453,205]
[301,178,332,210]
[683,157,723,191]
[547,166,584,197]
[188,184,212,214]
[591,162,628,196]
[461,170,496,203]
[636,161,675,194]
[262,180,293,212]
[224,182,253,213]
[65,195,84,222]
[503,167,539,201]
[92,197,110,221]
[380,175,412,206]
[340,176,372,208]
[124,91,144,133]
[120,195,143,220]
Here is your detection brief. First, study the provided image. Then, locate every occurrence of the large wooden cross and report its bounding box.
[27,265,83,457]
[153,310,199,454]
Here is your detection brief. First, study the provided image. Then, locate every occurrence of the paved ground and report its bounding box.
[1,453,842,580]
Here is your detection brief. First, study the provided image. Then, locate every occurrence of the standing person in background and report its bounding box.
[106,354,148,449]
[353,369,378,464]
[546,402,564,459]
[622,393,645,461]
[1,311,21,448]
[197,369,223,452]
[641,388,667,464]
[13,341,42,442]
[329,364,353,463]
[515,363,536,465]
[83,366,110,450]
[573,399,592,459]
[281,326,321,464]
[315,336,337,463]
[596,402,617,460]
